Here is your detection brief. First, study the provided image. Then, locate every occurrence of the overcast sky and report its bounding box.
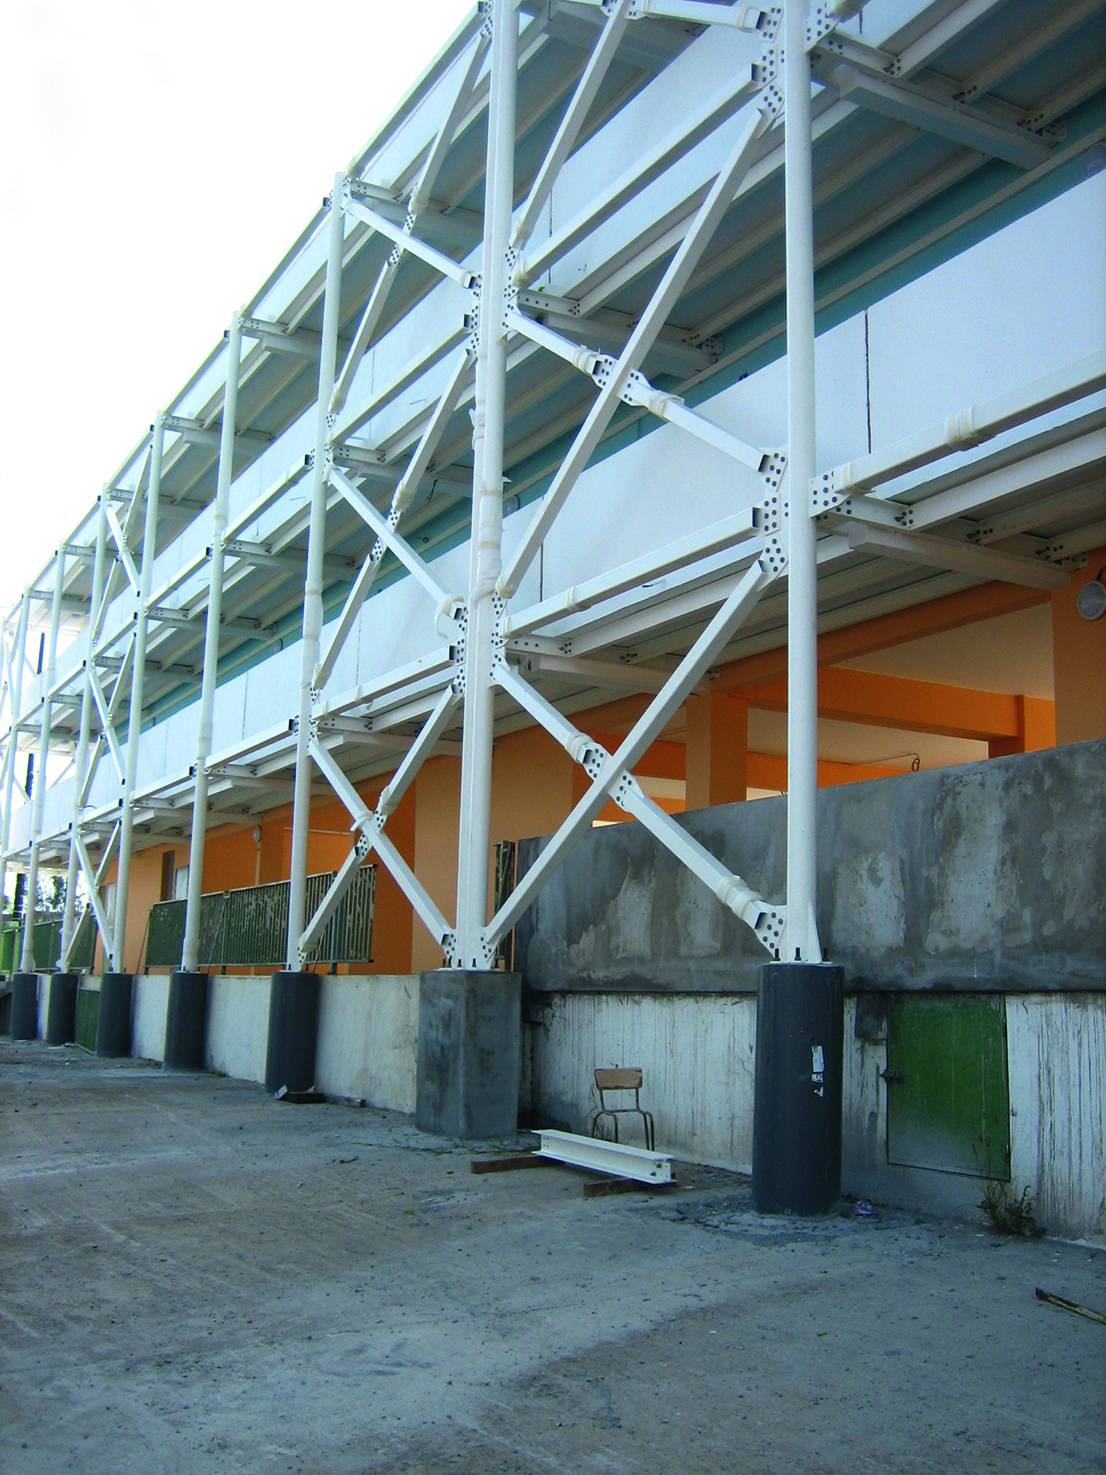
[0,0,473,611]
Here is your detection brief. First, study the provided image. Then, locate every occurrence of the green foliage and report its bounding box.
[979,1181,1044,1238]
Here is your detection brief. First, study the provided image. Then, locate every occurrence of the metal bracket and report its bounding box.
[811,476,916,528]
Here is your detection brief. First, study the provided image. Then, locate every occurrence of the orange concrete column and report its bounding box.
[988,695,1057,758]
[685,689,748,809]
[1052,551,1106,744]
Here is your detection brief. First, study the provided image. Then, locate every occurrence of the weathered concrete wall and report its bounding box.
[132,975,169,1062]
[1007,994,1106,1246]
[205,976,271,1085]
[524,990,1106,1246]
[515,742,1106,995]
[316,975,420,1113]
[528,992,756,1167]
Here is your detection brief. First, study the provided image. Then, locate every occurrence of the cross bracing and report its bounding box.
[2,0,1105,977]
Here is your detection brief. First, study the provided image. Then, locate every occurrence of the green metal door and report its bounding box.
[886,995,1010,1179]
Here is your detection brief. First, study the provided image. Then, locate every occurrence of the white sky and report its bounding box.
[0,0,473,609]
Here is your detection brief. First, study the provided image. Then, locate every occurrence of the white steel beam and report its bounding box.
[783,0,821,963]
[534,1128,672,1184]
[182,315,243,974]
[506,509,762,638]
[453,0,519,969]
[844,523,1070,589]
[286,178,347,971]
[112,416,165,972]
[0,595,31,918]
[19,551,65,972]
[813,59,1052,170]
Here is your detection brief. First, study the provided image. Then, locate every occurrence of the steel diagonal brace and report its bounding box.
[72,826,116,956]
[495,659,784,955]
[316,354,473,691]
[511,0,635,256]
[342,193,477,290]
[598,355,786,482]
[332,35,488,415]
[484,544,785,956]
[327,466,457,609]
[87,666,125,781]
[299,688,460,959]
[103,504,141,594]
[498,97,776,599]
[308,725,451,946]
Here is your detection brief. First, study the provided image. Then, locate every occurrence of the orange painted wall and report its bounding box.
[1053,549,1106,744]
[95,844,176,974]
[410,755,461,973]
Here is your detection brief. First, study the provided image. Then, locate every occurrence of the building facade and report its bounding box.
[3,0,1104,1237]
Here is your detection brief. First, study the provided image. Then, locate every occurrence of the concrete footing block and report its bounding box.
[753,961,844,1215]
[95,973,134,1058]
[416,969,521,1139]
[164,971,209,1071]
[10,972,39,1041]
[265,971,320,1095]
[44,973,79,1045]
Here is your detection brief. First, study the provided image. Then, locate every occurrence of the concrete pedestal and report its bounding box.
[265,971,320,1095]
[44,973,79,1045]
[10,972,39,1041]
[164,971,209,1071]
[95,973,134,1058]
[753,962,844,1215]
[416,970,521,1139]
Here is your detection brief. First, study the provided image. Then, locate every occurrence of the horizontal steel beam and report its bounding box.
[533,1129,672,1184]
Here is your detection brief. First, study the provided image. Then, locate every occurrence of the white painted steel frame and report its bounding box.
[1,0,1098,988]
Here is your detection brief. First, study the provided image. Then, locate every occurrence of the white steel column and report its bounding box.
[182,315,243,972]
[285,180,345,967]
[783,0,822,963]
[453,0,518,967]
[20,553,66,972]
[59,500,109,968]
[0,593,31,921]
[111,419,165,972]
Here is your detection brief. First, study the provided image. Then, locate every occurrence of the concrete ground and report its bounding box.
[2,1043,1104,1475]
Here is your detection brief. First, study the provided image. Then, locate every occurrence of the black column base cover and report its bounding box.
[753,962,844,1216]
[265,971,320,1095]
[10,972,39,1041]
[45,973,80,1045]
[164,971,210,1071]
[95,973,134,1058]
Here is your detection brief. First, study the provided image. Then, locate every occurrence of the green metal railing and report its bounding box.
[146,867,375,969]
[0,910,96,973]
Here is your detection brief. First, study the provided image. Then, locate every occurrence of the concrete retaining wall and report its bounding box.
[515,741,1106,995]
[316,974,419,1112]
[205,976,271,1084]
[133,975,170,1062]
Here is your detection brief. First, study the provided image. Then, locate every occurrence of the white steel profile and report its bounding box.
[181,315,243,974]
[19,555,65,972]
[453,0,520,968]
[782,0,821,965]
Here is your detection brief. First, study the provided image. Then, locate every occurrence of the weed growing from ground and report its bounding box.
[980,1182,1044,1237]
